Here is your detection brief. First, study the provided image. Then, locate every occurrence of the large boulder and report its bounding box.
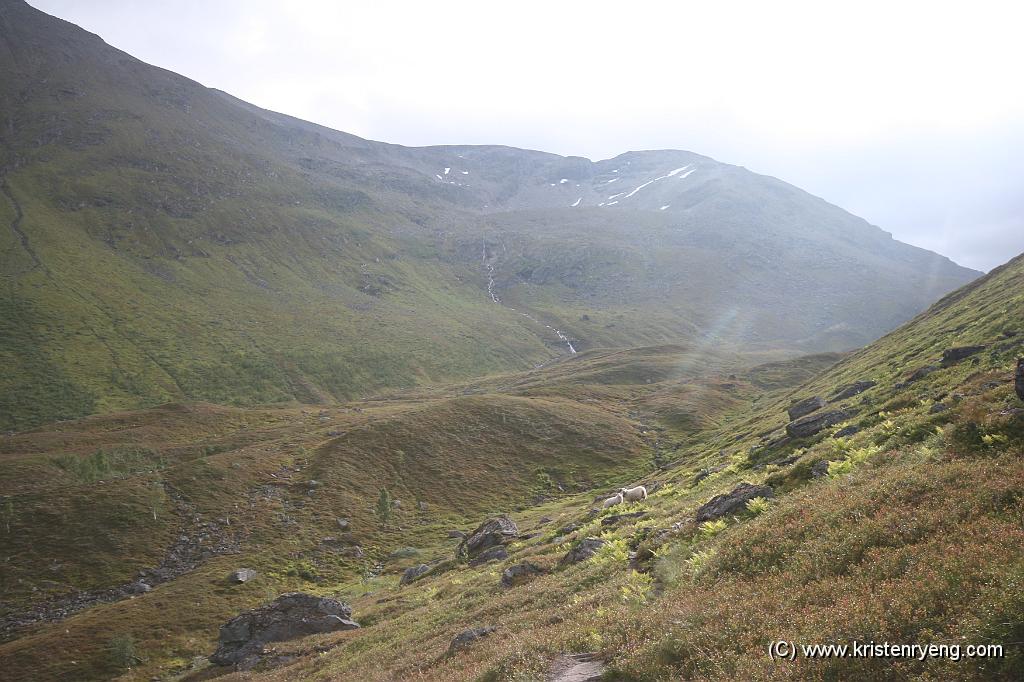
[456,515,518,561]
[229,568,257,584]
[468,545,509,566]
[829,381,876,402]
[448,626,496,654]
[1016,358,1024,401]
[210,592,359,669]
[787,396,826,421]
[695,483,774,523]
[940,345,986,367]
[786,409,852,438]
[399,564,431,586]
[559,538,607,566]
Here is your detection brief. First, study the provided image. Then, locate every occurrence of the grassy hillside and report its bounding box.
[0,254,1019,681]
[220,258,1020,682]
[0,0,978,431]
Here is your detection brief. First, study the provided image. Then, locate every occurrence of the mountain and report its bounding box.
[0,0,979,431]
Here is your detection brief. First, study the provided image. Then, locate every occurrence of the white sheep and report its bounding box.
[602,492,624,509]
[620,485,648,503]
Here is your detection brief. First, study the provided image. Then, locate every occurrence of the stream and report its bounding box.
[483,250,577,355]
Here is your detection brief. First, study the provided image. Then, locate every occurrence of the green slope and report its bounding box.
[0,0,978,430]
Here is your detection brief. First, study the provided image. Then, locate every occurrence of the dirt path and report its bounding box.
[548,652,605,681]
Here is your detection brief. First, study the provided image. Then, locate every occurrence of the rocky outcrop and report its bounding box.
[399,564,431,586]
[448,626,496,654]
[210,593,359,669]
[456,515,518,561]
[559,538,606,566]
[940,345,986,367]
[694,483,774,522]
[829,380,876,402]
[786,409,852,438]
[1016,358,1024,401]
[787,396,825,421]
[229,568,257,584]
[501,562,543,588]
[468,545,509,566]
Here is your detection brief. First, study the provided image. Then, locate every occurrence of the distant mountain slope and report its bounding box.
[0,0,978,429]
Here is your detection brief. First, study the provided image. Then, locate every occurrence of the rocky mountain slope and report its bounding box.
[0,0,978,431]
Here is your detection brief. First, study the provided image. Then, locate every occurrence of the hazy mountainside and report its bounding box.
[0,257,1019,680]
[0,0,978,431]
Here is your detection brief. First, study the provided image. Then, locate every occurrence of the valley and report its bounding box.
[0,255,1022,680]
[1,1,1022,680]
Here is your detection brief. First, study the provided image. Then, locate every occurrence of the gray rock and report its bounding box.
[694,483,774,523]
[600,511,647,526]
[786,409,852,438]
[501,562,543,588]
[829,381,876,402]
[558,522,582,535]
[1016,358,1024,402]
[229,568,257,584]
[929,402,949,414]
[832,425,860,439]
[126,581,151,594]
[940,345,986,367]
[537,516,553,525]
[559,538,607,566]
[811,460,831,478]
[417,501,429,511]
[468,545,508,566]
[787,396,826,421]
[448,626,496,654]
[456,515,518,561]
[336,518,350,531]
[210,592,358,669]
[399,564,431,586]
[446,529,466,539]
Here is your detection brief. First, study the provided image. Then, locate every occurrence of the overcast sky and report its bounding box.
[30,0,1024,272]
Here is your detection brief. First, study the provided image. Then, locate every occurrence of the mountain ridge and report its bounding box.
[0,0,979,431]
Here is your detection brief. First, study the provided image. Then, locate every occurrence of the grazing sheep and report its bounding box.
[602,492,624,509]
[620,485,648,503]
